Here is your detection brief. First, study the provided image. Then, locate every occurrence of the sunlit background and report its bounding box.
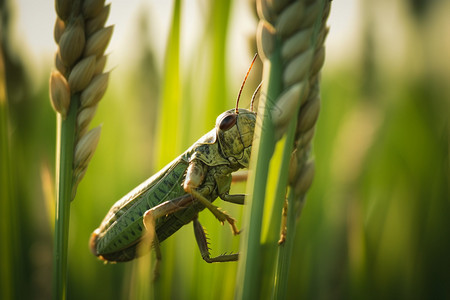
[1,0,449,299]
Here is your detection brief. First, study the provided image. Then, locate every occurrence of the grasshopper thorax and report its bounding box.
[216,108,256,168]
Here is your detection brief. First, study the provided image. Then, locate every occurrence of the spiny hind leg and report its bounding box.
[142,194,195,277]
[143,194,195,231]
[143,194,195,235]
[193,216,238,263]
[152,237,162,279]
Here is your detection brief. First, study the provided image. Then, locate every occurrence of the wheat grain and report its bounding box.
[296,94,320,134]
[272,82,304,128]
[77,105,98,137]
[281,29,314,62]
[80,72,109,107]
[293,160,315,196]
[55,0,71,22]
[84,26,114,58]
[83,0,105,18]
[58,16,85,67]
[86,4,110,36]
[93,55,108,75]
[257,21,276,61]
[283,48,314,87]
[74,125,102,173]
[67,55,96,92]
[49,71,70,118]
[275,1,306,38]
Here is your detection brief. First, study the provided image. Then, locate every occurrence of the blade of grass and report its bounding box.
[205,0,232,120]
[150,0,182,298]
[156,0,182,168]
[0,45,14,300]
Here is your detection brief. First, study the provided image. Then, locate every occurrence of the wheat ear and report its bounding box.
[257,0,331,298]
[236,0,330,298]
[50,1,113,299]
[259,0,330,197]
[51,0,113,196]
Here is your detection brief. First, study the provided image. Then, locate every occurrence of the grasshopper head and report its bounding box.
[216,54,260,168]
[216,108,256,168]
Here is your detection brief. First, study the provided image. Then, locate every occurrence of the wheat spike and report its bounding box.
[256,0,331,198]
[50,0,113,199]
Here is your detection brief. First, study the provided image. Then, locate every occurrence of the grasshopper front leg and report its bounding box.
[183,161,241,235]
[187,188,240,235]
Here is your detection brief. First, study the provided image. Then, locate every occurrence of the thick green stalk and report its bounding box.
[257,95,300,298]
[266,115,298,243]
[236,42,282,299]
[259,88,303,297]
[263,111,299,298]
[52,96,78,300]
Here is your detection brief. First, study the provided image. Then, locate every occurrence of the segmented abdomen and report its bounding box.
[93,157,195,262]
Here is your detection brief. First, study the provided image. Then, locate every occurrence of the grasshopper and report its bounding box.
[90,55,261,266]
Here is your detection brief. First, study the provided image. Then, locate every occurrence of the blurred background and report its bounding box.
[1,0,448,299]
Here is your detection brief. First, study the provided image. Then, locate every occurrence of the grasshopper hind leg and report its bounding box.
[142,194,195,278]
[193,216,238,263]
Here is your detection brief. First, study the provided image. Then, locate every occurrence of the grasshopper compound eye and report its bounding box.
[219,114,237,131]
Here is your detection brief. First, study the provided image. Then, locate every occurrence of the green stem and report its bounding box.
[0,50,14,300]
[273,190,304,299]
[252,94,299,298]
[152,1,181,299]
[267,115,298,243]
[236,42,282,299]
[52,95,78,300]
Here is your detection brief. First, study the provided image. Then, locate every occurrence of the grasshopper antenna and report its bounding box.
[236,53,258,114]
[250,81,263,112]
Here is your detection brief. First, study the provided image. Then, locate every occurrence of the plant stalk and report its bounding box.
[0,47,14,300]
[236,42,282,299]
[52,95,78,300]
[273,190,303,299]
